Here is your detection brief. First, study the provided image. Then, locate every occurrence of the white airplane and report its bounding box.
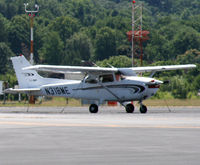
[5,55,196,113]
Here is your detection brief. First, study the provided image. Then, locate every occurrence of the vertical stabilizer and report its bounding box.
[11,55,43,88]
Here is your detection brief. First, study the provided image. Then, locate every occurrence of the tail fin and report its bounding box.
[11,55,44,88]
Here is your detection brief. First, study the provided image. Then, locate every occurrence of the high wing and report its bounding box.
[4,88,41,94]
[23,64,196,76]
[23,65,118,74]
[129,64,196,73]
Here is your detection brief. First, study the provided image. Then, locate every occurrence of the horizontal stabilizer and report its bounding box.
[4,88,40,94]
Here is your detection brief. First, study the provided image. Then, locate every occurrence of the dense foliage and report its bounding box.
[0,0,199,99]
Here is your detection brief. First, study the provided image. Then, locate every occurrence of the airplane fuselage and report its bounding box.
[32,76,160,104]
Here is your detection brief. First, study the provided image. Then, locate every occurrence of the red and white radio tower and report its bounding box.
[24,3,39,105]
[24,3,39,65]
[127,1,149,67]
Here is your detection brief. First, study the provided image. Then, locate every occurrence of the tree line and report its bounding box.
[0,0,199,99]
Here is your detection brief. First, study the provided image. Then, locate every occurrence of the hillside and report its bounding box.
[0,0,199,99]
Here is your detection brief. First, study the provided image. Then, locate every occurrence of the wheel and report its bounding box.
[89,104,98,113]
[140,104,147,113]
[125,104,134,113]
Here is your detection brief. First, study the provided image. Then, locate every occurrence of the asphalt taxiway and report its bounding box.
[0,106,200,165]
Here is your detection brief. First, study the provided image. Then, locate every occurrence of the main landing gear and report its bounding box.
[125,103,148,113]
[88,103,148,114]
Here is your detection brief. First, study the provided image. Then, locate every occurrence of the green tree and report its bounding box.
[184,15,200,33]
[0,0,25,19]
[0,42,14,74]
[96,55,132,68]
[73,0,95,25]
[48,16,80,44]
[172,27,200,56]
[193,75,200,90]
[0,14,9,42]
[176,49,200,64]
[94,27,117,60]
[158,20,181,40]
[38,31,64,65]
[171,76,189,99]
[8,15,29,54]
[145,31,171,62]
[63,32,93,65]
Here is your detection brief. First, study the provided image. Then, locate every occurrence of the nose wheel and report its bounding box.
[89,104,98,113]
[140,104,147,113]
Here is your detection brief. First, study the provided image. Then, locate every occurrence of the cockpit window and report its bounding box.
[85,75,98,84]
[85,79,98,84]
[99,74,114,83]
[115,73,125,81]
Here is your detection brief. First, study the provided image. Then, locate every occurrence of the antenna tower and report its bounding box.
[24,3,39,105]
[127,1,149,66]
[24,3,39,65]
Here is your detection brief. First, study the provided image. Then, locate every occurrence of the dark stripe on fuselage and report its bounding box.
[73,84,145,93]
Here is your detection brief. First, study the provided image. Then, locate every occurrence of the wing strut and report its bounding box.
[149,71,156,78]
[98,82,125,107]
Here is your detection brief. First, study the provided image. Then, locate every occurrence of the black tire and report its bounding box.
[89,104,98,113]
[140,105,147,113]
[125,104,134,113]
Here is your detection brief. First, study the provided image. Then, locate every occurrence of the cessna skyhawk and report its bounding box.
[5,55,196,113]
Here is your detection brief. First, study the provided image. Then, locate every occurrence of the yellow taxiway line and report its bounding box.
[0,121,200,129]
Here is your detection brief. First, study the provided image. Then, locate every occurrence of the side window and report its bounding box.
[85,76,98,84]
[115,73,125,81]
[85,79,98,84]
[99,74,114,83]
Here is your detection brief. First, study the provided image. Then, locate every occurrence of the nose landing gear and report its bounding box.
[139,104,147,113]
[125,103,147,113]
